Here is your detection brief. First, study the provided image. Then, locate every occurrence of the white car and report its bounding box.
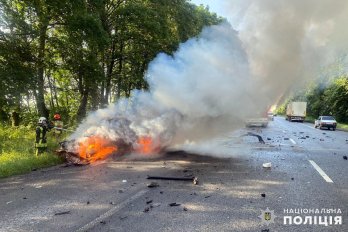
[314,116,337,130]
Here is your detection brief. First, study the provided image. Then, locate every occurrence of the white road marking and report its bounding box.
[303,124,315,130]
[308,160,334,183]
[76,190,148,232]
[289,138,297,145]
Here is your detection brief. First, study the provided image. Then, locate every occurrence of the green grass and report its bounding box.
[0,126,65,178]
[337,123,348,130]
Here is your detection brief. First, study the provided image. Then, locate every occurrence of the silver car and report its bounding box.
[314,116,337,130]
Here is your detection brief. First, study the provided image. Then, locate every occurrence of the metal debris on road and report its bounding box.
[343,156,348,160]
[147,176,198,185]
[291,178,294,180]
[261,193,266,197]
[183,207,188,211]
[242,132,265,144]
[146,200,153,204]
[122,180,127,183]
[168,203,181,206]
[284,138,289,140]
[143,207,150,212]
[147,182,160,188]
[54,211,71,216]
[262,163,272,168]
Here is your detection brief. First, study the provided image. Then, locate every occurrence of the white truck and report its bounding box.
[286,102,307,122]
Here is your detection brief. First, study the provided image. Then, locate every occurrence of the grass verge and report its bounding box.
[0,126,65,178]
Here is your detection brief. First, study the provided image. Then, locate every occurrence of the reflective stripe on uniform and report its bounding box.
[35,143,47,148]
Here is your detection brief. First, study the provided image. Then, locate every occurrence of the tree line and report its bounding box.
[277,57,348,123]
[0,0,222,126]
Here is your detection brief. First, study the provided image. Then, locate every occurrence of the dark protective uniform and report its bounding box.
[35,123,50,155]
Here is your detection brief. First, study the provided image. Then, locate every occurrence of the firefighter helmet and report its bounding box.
[53,113,61,120]
[38,117,47,124]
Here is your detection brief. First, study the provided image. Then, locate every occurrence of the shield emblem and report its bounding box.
[264,212,271,221]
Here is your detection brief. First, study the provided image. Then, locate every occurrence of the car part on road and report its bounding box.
[242,132,265,144]
[262,163,272,168]
[168,203,181,206]
[261,193,266,197]
[147,182,160,188]
[343,156,347,160]
[147,176,198,185]
[54,211,71,216]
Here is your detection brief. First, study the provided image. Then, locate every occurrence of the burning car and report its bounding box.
[56,135,161,165]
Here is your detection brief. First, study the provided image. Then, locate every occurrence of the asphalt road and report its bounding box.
[1,116,347,232]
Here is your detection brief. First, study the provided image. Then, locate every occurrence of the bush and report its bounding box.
[0,126,65,178]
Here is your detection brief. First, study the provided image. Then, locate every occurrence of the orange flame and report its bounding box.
[78,136,117,163]
[137,136,154,154]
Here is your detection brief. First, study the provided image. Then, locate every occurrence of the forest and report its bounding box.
[277,57,348,124]
[0,0,222,126]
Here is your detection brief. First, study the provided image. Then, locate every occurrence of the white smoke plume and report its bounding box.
[70,1,348,156]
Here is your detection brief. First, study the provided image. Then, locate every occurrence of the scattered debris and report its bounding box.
[23,197,27,199]
[306,136,309,138]
[147,176,198,185]
[267,138,272,140]
[169,203,181,207]
[299,137,306,139]
[183,207,188,211]
[320,139,324,141]
[119,216,128,220]
[261,193,266,198]
[343,156,348,160]
[204,195,211,199]
[54,211,70,216]
[100,221,106,224]
[281,158,285,160]
[160,191,163,194]
[262,163,272,168]
[143,207,150,213]
[122,180,127,183]
[152,203,161,208]
[6,201,13,204]
[126,166,133,169]
[147,182,159,188]
[291,178,294,181]
[110,202,115,205]
[284,138,289,140]
[261,229,270,232]
[146,200,153,204]
[87,201,90,205]
[118,190,124,193]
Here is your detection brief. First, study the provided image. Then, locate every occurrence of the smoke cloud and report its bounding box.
[69,1,348,156]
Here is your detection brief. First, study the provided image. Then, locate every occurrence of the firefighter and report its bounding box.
[35,117,51,156]
[53,113,63,138]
